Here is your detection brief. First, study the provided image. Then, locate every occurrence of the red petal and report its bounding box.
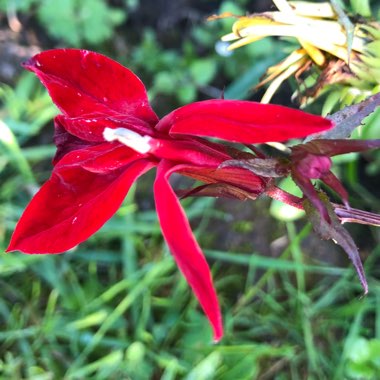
[56,114,155,143]
[7,158,154,254]
[54,139,145,173]
[292,171,330,223]
[23,49,158,125]
[156,99,333,143]
[149,138,228,167]
[177,166,266,195]
[322,171,349,207]
[154,160,223,342]
[53,116,97,164]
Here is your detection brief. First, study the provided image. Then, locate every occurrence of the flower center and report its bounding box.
[103,127,152,154]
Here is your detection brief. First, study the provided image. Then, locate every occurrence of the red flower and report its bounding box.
[6,49,333,341]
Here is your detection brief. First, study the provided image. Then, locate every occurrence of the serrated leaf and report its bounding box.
[307,92,380,140]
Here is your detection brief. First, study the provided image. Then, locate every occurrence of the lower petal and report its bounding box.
[154,160,223,342]
[7,159,154,253]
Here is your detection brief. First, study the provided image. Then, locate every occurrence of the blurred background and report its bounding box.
[1,0,380,378]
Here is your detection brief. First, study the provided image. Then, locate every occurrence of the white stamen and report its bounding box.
[103,127,152,154]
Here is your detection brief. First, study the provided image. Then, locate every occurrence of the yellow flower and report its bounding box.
[210,0,380,108]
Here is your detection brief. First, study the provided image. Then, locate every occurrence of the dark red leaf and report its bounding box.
[220,158,289,177]
[304,196,368,294]
[177,165,266,195]
[292,171,330,223]
[177,183,253,200]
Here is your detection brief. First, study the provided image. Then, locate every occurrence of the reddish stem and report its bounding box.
[265,185,303,209]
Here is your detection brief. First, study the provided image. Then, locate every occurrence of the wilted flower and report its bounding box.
[210,0,380,107]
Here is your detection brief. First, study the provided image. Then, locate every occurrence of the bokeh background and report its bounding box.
[1,0,380,378]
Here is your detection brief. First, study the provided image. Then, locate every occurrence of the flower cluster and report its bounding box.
[7,49,380,341]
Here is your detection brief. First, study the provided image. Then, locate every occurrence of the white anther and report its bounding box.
[103,127,152,154]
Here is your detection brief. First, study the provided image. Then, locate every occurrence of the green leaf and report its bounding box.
[184,352,221,380]
[225,53,284,99]
[177,84,197,104]
[189,59,217,86]
[37,0,125,46]
[322,90,343,116]
[153,72,176,95]
[0,0,36,12]
[350,0,372,17]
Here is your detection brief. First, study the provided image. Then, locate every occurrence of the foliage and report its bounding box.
[0,0,127,46]
[37,0,126,46]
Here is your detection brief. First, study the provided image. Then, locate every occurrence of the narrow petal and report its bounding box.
[56,114,155,143]
[334,204,380,227]
[305,198,368,295]
[23,49,158,125]
[154,160,223,342]
[299,139,380,157]
[322,171,349,207]
[177,183,253,201]
[7,158,154,254]
[156,99,333,143]
[292,171,330,223]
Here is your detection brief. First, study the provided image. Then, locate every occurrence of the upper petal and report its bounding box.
[154,160,223,342]
[56,114,155,143]
[23,49,158,125]
[156,99,333,143]
[7,158,154,254]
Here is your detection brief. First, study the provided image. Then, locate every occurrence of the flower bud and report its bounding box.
[296,153,332,179]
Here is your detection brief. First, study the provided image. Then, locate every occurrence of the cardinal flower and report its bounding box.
[6,49,333,341]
